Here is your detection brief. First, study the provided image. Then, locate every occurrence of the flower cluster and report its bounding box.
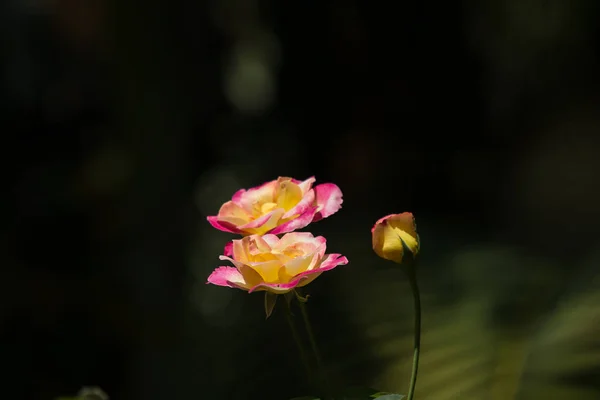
[205,176,420,317]
[205,175,422,399]
[206,177,348,310]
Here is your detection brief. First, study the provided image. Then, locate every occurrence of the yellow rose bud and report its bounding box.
[371,212,420,264]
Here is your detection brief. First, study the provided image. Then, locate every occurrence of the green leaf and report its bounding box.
[332,386,387,399]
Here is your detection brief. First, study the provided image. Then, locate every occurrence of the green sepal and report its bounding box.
[264,292,278,319]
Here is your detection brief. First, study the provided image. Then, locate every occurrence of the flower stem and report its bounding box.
[406,269,422,400]
[283,298,313,384]
[297,300,323,372]
[295,290,331,399]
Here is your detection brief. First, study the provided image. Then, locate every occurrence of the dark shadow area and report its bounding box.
[2,1,600,399]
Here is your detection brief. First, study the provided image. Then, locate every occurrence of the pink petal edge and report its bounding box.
[312,183,343,222]
[207,266,246,289]
[239,209,282,230]
[207,216,243,234]
[269,206,319,235]
[223,242,233,257]
[231,180,277,205]
[371,212,415,233]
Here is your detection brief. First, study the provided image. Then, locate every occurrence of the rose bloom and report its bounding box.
[372,212,420,264]
[207,176,343,236]
[207,232,348,294]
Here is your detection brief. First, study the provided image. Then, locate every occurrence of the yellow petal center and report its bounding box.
[250,260,282,283]
[260,202,278,214]
[276,180,303,211]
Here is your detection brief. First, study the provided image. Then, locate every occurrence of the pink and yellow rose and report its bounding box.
[207,176,343,236]
[207,232,348,294]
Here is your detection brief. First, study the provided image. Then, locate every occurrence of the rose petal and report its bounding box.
[372,222,400,262]
[219,255,247,270]
[231,235,277,265]
[275,233,326,265]
[275,179,304,211]
[231,239,248,262]
[248,253,348,294]
[206,201,251,233]
[387,213,419,254]
[247,235,274,256]
[317,253,348,271]
[218,256,264,287]
[274,232,320,249]
[239,208,286,235]
[297,176,316,194]
[261,234,280,248]
[232,180,278,212]
[218,201,250,220]
[231,188,246,204]
[273,241,321,269]
[282,253,315,279]
[206,216,243,234]
[269,206,318,235]
[282,187,315,219]
[207,266,250,290]
[312,183,343,222]
[223,242,233,257]
[247,259,283,283]
[306,243,326,270]
[296,254,348,288]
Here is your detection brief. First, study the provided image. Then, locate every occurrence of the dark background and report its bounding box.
[2,1,600,399]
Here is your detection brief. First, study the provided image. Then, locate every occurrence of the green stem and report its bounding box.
[283,298,313,384]
[406,269,422,400]
[297,300,323,372]
[295,290,331,399]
